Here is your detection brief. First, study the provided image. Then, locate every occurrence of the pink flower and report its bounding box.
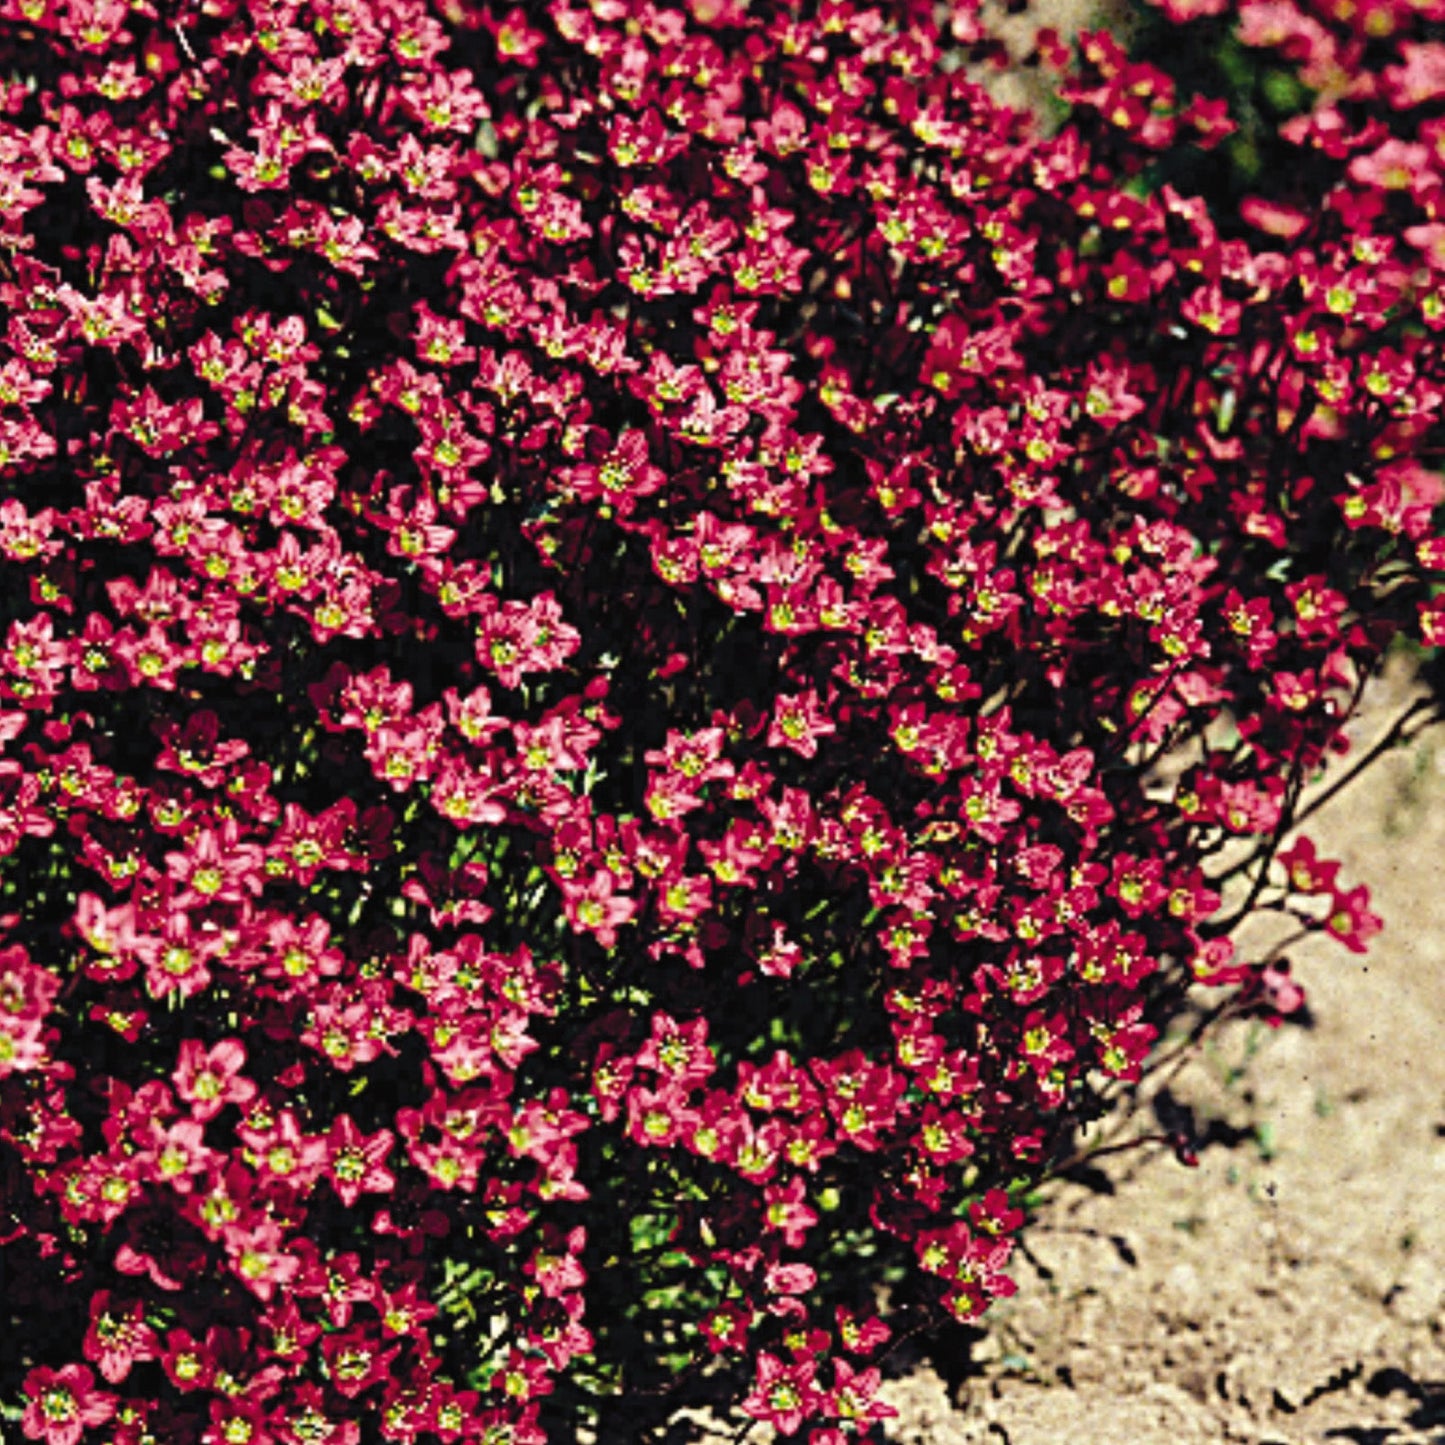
[21,1364,116,1445]
[82,1293,158,1384]
[172,1038,254,1122]
[826,1357,897,1426]
[741,1352,820,1436]
[325,1115,396,1208]
[1276,836,1341,895]
[768,690,837,759]
[762,1176,819,1248]
[1324,885,1383,954]
[1419,596,1445,647]
[560,869,637,949]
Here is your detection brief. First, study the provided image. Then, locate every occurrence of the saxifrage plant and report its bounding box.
[0,0,1440,1440]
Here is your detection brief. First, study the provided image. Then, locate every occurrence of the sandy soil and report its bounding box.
[877,657,1445,1444]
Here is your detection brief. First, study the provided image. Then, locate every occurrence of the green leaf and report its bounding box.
[1260,68,1310,116]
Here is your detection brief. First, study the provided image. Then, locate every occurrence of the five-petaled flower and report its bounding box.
[22,1364,117,1445]
[741,1353,820,1436]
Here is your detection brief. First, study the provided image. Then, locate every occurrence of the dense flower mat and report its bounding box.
[0,0,1441,1439]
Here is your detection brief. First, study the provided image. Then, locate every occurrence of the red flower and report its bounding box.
[1324,884,1383,954]
[140,1117,217,1194]
[1018,1011,1076,1076]
[81,1293,158,1385]
[762,1176,819,1248]
[489,1349,555,1404]
[1276,836,1341,895]
[203,1396,272,1445]
[21,1364,117,1445]
[625,1081,698,1149]
[1181,283,1242,336]
[835,1306,890,1357]
[268,1384,359,1445]
[768,690,837,759]
[969,1188,1027,1237]
[238,1108,329,1191]
[524,1227,587,1300]
[225,1219,304,1302]
[320,1328,400,1399]
[560,869,637,949]
[568,429,665,516]
[164,820,265,904]
[0,1011,46,1080]
[324,1115,396,1207]
[160,1328,216,1392]
[1419,595,1445,647]
[634,1012,715,1089]
[813,1051,906,1152]
[171,1038,255,1122]
[826,1357,897,1427]
[741,1352,820,1436]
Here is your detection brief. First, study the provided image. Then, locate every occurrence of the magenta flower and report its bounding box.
[21,1365,116,1445]
[741,1352,820,1436]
